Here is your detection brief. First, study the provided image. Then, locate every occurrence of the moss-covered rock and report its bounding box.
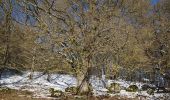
[107,83,121,93]
[147,88,154,95]
[126,85,138,92]
[49,88,63,97]
[65,86,77,94]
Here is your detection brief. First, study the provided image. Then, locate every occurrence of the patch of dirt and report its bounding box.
[0,89,143,100]
[0,89,45,100]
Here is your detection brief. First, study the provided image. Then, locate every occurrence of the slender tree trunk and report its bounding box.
[101,64,106,88]
[29,47,36,80]
[3,44,9,66]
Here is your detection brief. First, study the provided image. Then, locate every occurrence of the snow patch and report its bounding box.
[0,71,77,98]
[1,71,169,99]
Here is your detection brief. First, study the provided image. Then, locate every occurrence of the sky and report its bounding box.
[151,0,160,5]
[0,0,161,25]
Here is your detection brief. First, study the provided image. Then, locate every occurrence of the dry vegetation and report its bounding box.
[0,88,43,100]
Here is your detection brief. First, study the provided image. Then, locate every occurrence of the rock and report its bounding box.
[107,83,121,93]
[147,88,154,95]
[49,88,63,97]
[141,84,156,91]
[141,84,151,91]
[126,85,138,92]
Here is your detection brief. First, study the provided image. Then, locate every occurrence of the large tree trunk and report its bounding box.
[76,69,90,95]
[76,66,105,95]
[76,56,92,95]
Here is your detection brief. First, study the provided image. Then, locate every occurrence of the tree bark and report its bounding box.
[76,69,89,94]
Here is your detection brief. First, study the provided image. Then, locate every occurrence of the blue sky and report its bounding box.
[151,0,160,5]
[0,0,160,25]
[11,0,37,26]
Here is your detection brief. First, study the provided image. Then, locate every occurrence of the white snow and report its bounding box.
[0,71,169,100]
[0,71,77,98]
[90,77,169,99]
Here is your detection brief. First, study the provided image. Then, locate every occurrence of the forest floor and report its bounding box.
[0,69,170,100]
[0,89,45,100]
[0,89,147,100]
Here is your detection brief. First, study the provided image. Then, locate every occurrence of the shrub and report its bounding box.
[65,86,77,94]
[0,87,11,93]
[49,88,63,97]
